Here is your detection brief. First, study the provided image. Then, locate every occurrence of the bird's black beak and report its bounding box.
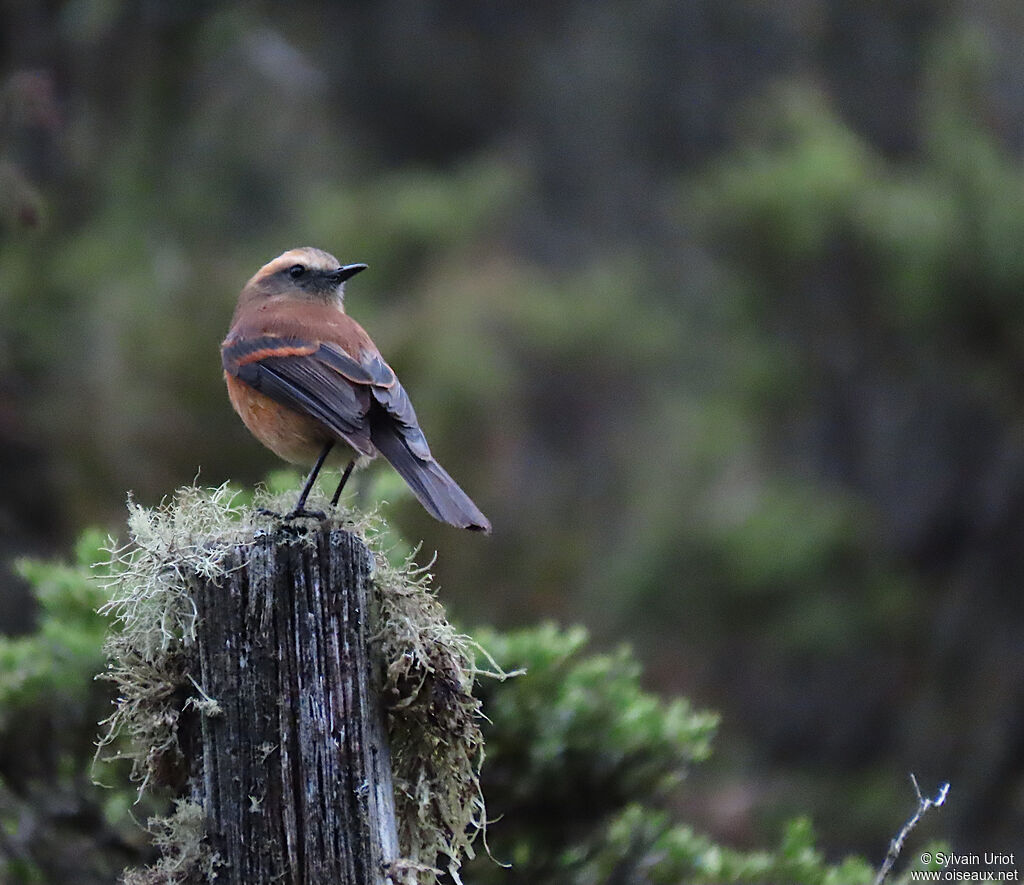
[332,263,368,283]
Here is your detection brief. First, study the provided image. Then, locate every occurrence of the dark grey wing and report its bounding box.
[222,335,375,454]
[358,351,490,532]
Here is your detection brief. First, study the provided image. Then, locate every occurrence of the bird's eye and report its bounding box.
[288,264,306,280]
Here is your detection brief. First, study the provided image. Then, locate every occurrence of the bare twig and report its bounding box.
[874,774,949,885]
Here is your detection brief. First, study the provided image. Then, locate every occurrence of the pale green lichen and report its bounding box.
[119,800,221,885]
[369,541,515,884]
[97,482,506,885]
[97,483,249,797]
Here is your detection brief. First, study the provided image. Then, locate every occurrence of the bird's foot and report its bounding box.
[284,506,328,521]
[257,506,327,521]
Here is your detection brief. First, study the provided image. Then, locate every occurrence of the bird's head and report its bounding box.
[242,247,368,309]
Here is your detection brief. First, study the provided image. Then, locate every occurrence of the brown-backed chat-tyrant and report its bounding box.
[222,247,491,532]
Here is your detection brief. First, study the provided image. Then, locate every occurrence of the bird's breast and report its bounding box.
[225,372,336,466]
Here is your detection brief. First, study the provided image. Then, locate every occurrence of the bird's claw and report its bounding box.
[256,506,327,522]
[284,507,328,521]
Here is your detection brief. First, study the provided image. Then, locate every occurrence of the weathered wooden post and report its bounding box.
[189,527,398,884]
[102,486,489,885]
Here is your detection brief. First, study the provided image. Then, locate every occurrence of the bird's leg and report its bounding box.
[282,441,334,520]
[330,459,356,508]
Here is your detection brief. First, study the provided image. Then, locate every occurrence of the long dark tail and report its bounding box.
[371,423,491,533]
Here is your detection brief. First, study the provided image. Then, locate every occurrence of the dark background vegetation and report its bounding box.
[2,0,1023,875]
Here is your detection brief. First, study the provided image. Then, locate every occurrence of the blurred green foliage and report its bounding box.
[0,530,148,884]
[1,530,109,716]
[0,527,949,884]
[472,623,717,875]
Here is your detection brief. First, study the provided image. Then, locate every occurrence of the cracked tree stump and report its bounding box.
[188,527,398,885]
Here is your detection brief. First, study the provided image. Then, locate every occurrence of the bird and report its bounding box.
[221,247,491,532]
